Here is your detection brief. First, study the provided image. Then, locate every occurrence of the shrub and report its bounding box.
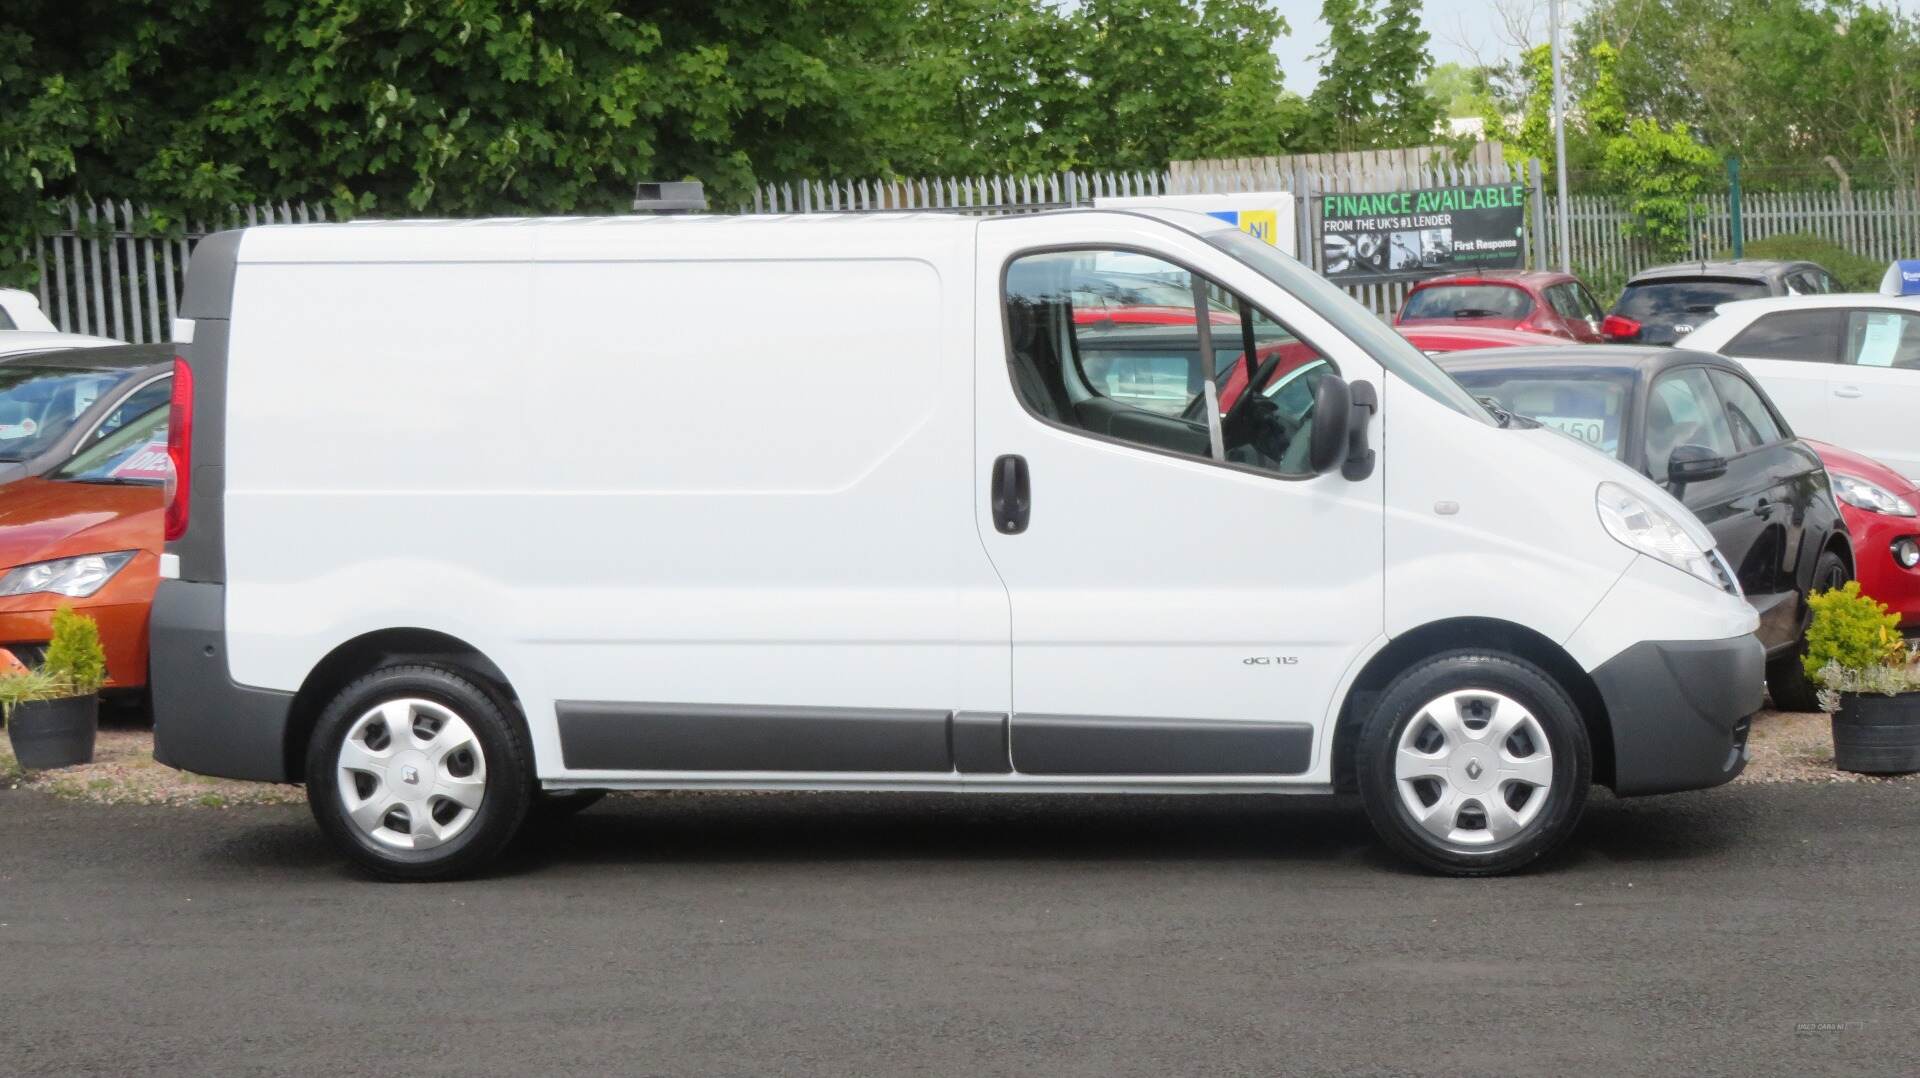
[0,668,79,721]
[1714,233,1886,293]
[42,607,106,695]
[1804,581,1906,680]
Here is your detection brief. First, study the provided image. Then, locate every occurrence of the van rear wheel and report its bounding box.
[1356,651,1591,876]
[306,664,534,882]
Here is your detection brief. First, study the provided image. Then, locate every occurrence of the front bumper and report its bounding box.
[1592,634,1765,796]
[1844,506,1920,629]
[149,579,296,782]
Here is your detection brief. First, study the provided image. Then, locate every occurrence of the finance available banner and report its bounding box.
[1318,183,1528,283]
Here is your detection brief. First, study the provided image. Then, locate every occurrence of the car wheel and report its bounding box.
[306,664,534,882]
[1357,651,1592,877]
[1769,548,1851,713]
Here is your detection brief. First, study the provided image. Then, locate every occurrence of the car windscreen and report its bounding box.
[52,405,170,485]
[1203,228,1493,423]
[1615,279,1771,324]
[1401,284,1531,321]
[1444,367,1636,458]
[0,365,136,462]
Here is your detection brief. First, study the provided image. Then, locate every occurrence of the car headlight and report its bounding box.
[0,552,137,598]
[1832,473,1917,517]
[1595,482,1737,594]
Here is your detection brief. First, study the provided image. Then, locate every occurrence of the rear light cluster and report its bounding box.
[164,357,194,541]
[1601,314,1642,341]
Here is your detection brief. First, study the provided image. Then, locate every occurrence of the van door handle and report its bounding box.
[992,454,1031,534]
[1834,385,1864,398]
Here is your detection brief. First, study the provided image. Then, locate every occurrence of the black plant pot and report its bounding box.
[6,694,98,770]
[1832,692,1920,774]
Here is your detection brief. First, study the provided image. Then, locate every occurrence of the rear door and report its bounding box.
[973,214,1385,782]
[1833,307,1920,481]
[1719,308,1845,446]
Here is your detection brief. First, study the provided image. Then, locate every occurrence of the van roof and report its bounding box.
[225,209,1231,263]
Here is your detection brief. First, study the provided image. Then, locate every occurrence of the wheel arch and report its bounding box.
[1332,617,1614,792]
[283,627,524,780]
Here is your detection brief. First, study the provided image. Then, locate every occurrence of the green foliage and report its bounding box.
[1804,581,1907,682]
[1306,0,1442,152]
[1574,0,1920,190]
[43,607,107,696]
[0,669,81,721]
[1713,233,1885,291]
[0,0,1329,283]
[1599,118,1719,257]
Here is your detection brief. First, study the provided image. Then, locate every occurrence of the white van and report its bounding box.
[151,211,1763,880]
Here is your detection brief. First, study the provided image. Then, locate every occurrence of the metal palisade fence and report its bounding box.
[21,182,1920,342]
[742,153,1527,317]
[25,199,328,345]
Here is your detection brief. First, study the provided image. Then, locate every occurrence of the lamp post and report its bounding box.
[1549,0,1572,273]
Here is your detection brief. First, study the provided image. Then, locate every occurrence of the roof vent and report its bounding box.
[632,181,708,214]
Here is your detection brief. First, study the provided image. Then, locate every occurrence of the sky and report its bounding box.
[1270,0,1528,94]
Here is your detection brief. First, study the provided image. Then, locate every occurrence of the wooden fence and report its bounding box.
[18,183,1920,341]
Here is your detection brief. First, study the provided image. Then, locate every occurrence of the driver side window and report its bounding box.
[1002,249,1337,477]
[1645,368,1735,481]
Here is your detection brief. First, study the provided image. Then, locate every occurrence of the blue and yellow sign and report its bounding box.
[1205,209,1282,246]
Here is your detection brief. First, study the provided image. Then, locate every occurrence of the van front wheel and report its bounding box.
[1356,652,1591,876]
[306,665,535,882]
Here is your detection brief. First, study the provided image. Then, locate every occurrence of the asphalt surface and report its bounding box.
[2,782,1917,1077]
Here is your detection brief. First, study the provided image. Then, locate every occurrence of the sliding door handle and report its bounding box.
[1834,385,1864,399]
[992,454,1031,534]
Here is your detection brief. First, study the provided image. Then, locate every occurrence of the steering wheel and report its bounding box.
[1220,353,1282,431]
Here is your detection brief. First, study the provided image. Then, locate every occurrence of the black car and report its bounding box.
[0,344,173,488]
[1605,260,1837,346]
[1436,345,1850,710]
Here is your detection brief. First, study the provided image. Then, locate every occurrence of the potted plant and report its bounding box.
[1,607,108,770]
[1806,582,1920,774]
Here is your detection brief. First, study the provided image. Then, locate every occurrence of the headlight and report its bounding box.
[0,552,136,598]
[1832,473,1917,517]
[1595,482,1736,594]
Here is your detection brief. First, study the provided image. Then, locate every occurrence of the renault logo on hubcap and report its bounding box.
[402,765,420,785]
[1465,759,1484,781]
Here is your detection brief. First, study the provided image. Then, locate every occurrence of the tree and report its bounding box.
[1306,0,1442,152]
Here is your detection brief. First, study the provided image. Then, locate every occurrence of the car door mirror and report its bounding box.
[1667,443,1728,486]
[1308,375,1352,475]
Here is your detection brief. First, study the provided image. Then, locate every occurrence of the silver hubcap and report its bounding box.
[336,698,487,850]
[1393,690,1554,848]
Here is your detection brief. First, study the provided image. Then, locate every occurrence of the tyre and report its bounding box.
[1356,651,1592,877]
[306,664,535,882]
[1767,548,1851,714]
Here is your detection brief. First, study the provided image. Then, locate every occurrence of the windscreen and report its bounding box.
[1615,279,1770,324]
[0,365,136,462]
[1203,228,1493,423]
[53,405,170,484]
[1401,284,1531,321]
[1446,367,1635,457]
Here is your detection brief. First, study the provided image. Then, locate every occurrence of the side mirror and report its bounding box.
[1667,443,1728,486]
[1308,376,1352,475]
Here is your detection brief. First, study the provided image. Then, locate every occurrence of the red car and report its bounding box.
[1397,325,1568,354]
[1396,271,1609,342]
[1810,439,1920,629]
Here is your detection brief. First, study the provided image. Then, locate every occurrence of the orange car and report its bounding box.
[0,403,166,693]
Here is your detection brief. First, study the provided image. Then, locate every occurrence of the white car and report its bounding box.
[1677,293,1920,480]
[150,211,1762,880]
[0,288,59,332]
